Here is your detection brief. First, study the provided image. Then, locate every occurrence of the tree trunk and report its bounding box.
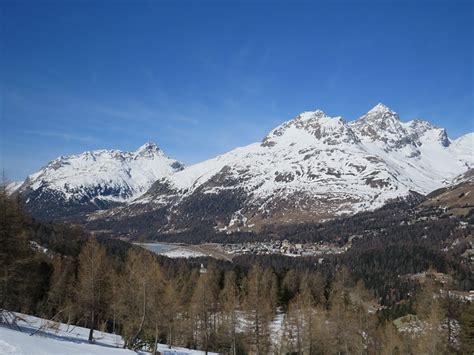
[88,310,94,343]
[153,323,159,355]
[168,324,172,349]
[88,326,94,343]
[232,311,237,355]
[131,279,147,348]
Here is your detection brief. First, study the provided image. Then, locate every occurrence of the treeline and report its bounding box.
[146,197,473,302]
[144,196,470,247]
[1,191,473,354]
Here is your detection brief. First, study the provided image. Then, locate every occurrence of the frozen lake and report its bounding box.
[135,243,206,258]
[135,242,176,254]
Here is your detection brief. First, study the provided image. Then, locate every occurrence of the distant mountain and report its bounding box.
[87,104,473,236]
[12,104,473,236]
[11,143,184,220]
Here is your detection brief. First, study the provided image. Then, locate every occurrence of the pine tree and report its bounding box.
[147,260,166,355]
[413,275,447,354]
[327,267,365,354]
[242,265,277,354]
[162,282,179,349]
[76,238,109,343]
[116,249,152,349]
[190,264,219,353]
[175,268,200,347]
[0,190,32,313]
[47,256,75,322]
[301,271,326,306]
[219,271,239,354]
[377,322,404,355]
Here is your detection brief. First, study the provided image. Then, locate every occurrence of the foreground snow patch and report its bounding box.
[0,326,136,355]
[0,312,215,355]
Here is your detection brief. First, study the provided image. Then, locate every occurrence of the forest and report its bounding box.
[1,190,473,354]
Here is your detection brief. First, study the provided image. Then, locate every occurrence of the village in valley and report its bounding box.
[215,238,355,258]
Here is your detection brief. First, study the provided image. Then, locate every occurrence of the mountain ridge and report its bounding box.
[9,143,184,220]
[9,104,473,235]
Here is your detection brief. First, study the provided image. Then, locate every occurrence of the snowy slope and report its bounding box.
[0,312,215,355]
[16,104,473,234]
[5,181,22,195]
[20,143,183,202]
[14,143,184,219]
[349,104,471,193]
[0,326,136,355]
[126,104,473,232]
[156,104,472,199]
[449,132,474,165]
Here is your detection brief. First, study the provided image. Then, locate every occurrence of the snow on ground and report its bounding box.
[0,326,135,355]
[0,312,216,355]
[160,248,206,258]
[135,243,206,259]
[5,181,22,195]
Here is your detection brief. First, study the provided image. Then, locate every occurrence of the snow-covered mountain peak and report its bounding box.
[407,119,450,147]
[295,109,329,121]
[453,132,474,147]
[290,109,349,134]
[131,104,472,234]
[448,132,474,164]
[135,142,161,156]
[352,105,452,150]
[355,103,400,126]
[15,144,185,213]
[262,109,359,147]
[367,103,396,115]
[408,118,437,131]
[13,104,473,235]
[350,104,412,150]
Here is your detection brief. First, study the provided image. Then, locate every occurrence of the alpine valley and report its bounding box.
[8,104,473,239]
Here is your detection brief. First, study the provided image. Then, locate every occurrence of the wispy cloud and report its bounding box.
[20,129,98,143]
[4,87,201,130]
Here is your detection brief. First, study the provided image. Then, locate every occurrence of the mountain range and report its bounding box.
[9,143,183,220]
[8,104,473,237]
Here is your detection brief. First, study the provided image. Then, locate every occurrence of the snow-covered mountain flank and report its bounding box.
[10,143,184,220]
[11,104,473,235]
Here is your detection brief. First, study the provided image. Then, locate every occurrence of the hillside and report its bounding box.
[1,187,473,354]
[423,169,474,216]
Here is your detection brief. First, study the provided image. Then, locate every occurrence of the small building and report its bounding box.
[450,290,474,302]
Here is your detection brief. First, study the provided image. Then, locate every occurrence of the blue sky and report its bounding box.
[1,0,473,181]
